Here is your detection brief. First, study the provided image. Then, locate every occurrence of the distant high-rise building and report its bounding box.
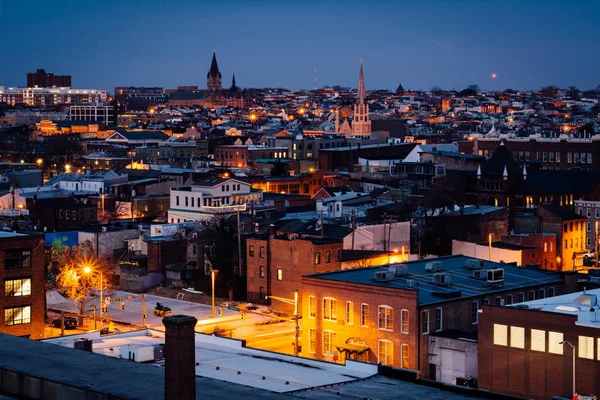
[69,105,116,126]
[352,59,371,137]
[26,69,71,88]
[207,52,222,93]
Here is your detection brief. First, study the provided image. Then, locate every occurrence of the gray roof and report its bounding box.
[303,254,563,306]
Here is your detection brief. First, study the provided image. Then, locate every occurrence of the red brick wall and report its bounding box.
[301,277,419,370]
[246,237,343,314]
[479,304,600,399]
[0,235,45,338]
[147,239,187,273]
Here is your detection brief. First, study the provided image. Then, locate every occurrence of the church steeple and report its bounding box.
[231,73,238,91]
[207,52,222,92]
[357,58,366,105]
[351,58,371,137]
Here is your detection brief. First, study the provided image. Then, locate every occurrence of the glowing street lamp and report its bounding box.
[83,264,103,321]
[267,290,300,356]
[65,164,72,172]
[211,269,219,318]
[559,341,576,397]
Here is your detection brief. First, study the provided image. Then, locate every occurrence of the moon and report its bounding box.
[491,73,497,79]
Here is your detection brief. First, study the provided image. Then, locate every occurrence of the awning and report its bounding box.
[336,343,370,354]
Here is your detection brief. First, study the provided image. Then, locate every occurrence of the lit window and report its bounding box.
[378,340,393,366]
[259,266,265,278]
[344,301,354,325]
[401,344,409,368]
[510,326,525,349]
[401,309,409,334]
[249,245,255,257]
[531,329,546,352]
[493,324,508,346]
[579,336,594,359]
[322,330,336,357]
[277,268,282,281]
[309,329,316,353]
[4,278,31,297]
[548,332,564,354]
[378,306,393,331]
[360,303,369,326]
[315,252,321,265]
[309,296,316,318]
[323,298,337,321]
[4,306,31,326]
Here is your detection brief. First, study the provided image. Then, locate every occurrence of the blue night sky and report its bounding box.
[1,0,599,92]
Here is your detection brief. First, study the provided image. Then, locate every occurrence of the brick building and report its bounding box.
[537,204,587,271]
[575,199,600,250]
[473,134,600,172]
[215,144,288,168]
[0,232,45,339]
[301,255,566,380]
[27,69,71,88]
[479,288,600,399]
[26,198,97,231]
[246,234,343,314]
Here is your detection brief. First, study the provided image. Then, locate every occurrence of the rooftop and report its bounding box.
[510,287,600,329]
[304,254,563,306]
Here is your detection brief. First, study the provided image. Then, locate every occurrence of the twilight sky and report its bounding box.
[1,0,599,92]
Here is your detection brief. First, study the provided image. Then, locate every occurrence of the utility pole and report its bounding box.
[596,221,598,269]
[351,209,356,250]
[142,294,147,328]
[387,215,392,251]
[382,214,388,251]
[237,208,242,276]
[320,209,324,238]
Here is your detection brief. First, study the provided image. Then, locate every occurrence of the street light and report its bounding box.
[266,290,300,356]
[210,269,219,318]
[559,341,576,398]
[83,264,103,323]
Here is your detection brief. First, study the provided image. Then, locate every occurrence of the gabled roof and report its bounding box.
[481,144,522,177]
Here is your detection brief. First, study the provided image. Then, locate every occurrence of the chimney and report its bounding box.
[163,315,198,400]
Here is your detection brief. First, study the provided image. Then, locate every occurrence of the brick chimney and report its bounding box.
[163,315,198,400]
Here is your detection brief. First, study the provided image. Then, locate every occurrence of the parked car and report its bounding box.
[52,316,77,330]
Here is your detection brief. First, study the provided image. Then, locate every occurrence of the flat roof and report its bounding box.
[304,254,563,306]
[510,287,600,329]
[44,329,376,394]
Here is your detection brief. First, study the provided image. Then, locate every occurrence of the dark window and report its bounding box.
[471,301,479,324]
[5,249,32,270]
[259,266,265,278]
[176,196,180,206]
[259,246,265,258]
[249,245,255,257]
[334,250,341,262]
[325,251,331,263]
[259,286,265,300]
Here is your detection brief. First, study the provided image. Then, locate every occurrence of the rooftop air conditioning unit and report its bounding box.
[467,259,484,269]
[405,279,416,289]
[473,269,487,280]
[390,264,408,277]
[425,261,443,272]
[374,270,395,282]
[487,268,505,284]
[433,272,452,286]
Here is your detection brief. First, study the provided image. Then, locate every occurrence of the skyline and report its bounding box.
[1,0,599,91]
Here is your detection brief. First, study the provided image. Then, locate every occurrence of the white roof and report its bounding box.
[511,288,600,329]
[44,329,376,393]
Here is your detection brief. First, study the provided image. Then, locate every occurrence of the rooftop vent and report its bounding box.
[389,264,408,277]
[425,261,443,273]
[374,270,394,282]
[405,279,416,289]
[473,269,487,280]
[487,268,505,284]
[574,294,598,308]
[432,272,452,286]
[466,259,484,269]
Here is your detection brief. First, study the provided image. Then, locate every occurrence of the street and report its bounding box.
[47,290,298,355]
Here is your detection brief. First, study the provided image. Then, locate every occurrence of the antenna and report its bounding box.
[314,69,318,90]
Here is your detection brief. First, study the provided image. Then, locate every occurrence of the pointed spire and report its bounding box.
[231,73,238,91]
[522,165,527,180]
[477,165,482,179]
[503,165,508,180]
[208,52,221,78]
[357,58,366,105]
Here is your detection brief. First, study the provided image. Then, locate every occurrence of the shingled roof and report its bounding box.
[481,144,522,177]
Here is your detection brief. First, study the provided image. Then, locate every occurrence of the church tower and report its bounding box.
[207,52,222,93]
[231,73,238,92]
[352,59,371,137]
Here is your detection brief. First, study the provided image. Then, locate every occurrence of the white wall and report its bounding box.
[343,222,411,251]
[452,240,522,265]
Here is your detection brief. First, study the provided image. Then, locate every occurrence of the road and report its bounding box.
[48,290,299,354]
